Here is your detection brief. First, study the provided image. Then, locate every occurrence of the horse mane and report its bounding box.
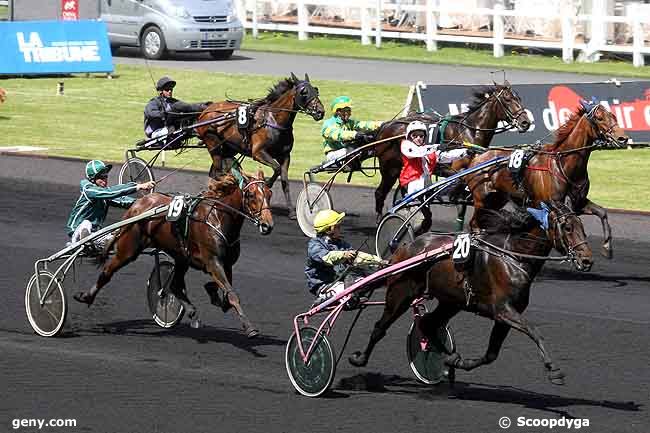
[205,175,240,198]
[473,206,537,234]
[550,105,587,149]
[463,85,500,114]
[263,76,299,105]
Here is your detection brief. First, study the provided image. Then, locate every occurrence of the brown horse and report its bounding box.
[349,201,593,385]
[73,171,273,337]
[371,81,532,221]
[460,102,629,258]
[196,73,325,219]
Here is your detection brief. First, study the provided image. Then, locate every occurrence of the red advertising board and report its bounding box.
[61,0,79,21]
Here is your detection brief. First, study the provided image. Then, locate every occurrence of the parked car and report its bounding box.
[101,0,243,60]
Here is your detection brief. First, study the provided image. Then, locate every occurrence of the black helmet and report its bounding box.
[156,76,176,91]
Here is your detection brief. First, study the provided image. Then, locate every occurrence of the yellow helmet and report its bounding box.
[313,209,346,233]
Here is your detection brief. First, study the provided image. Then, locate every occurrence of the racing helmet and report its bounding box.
[156,76,177,91]
[330,96,352,114]
[406,121,428,140]
[313,209,346,233]
[85,160,112,180]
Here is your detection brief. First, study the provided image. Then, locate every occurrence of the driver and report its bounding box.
[305,209,385,306]
[321,96,383,163]
[144,76,212,139]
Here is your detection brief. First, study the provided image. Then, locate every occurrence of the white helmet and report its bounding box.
[406,121,428,139]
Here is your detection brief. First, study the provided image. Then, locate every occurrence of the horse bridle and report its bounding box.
[293,81,323,119]
[492,87,529,131]
[241,179,272,227]
[547,206,589,264]
[584,104,624,148]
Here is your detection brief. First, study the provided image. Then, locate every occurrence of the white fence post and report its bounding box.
[426,0,437,51]
[376,0,382,48]
[632,5,645,67]
[493,3,504,58]
[234,0,246,26]
[361,4,371,45]
[252,0,258,38]
[298,0,309,40]
[561,15,573,63]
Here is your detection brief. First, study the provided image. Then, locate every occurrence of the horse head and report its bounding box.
[537,200,593,271]
[291,72,325,121]
[242,169,274,235]
[491,80,531,133]
[580,100,629,148]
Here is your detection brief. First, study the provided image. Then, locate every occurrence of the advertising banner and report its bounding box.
[412,81,650,145]
[0,20,113,75]
[61,0,80,20]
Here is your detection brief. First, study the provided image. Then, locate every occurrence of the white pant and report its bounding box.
[436,148,468,164]
[406,178,427,195]
[325,147,355,162]
[71,220,93,244]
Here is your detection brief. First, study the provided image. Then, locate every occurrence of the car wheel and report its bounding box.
[209,49,234,60]
[141,26,166,60]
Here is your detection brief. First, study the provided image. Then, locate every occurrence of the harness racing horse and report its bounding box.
[460,101,629,258]
[371,81,531,223]
[73,171,273,338]
[349,201,593,385]
[196,73,325,219]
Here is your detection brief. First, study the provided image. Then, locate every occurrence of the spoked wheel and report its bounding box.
[375,213,415,259]
[25,271,67,337]
[296,183,332,238]
[146,261,185,328]
[407,320,455,385]
[285,327,336,397]
[119,157,155,199]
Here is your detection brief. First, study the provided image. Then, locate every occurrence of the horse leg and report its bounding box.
[279,155,296,220]
[496,305,565,385]
[443,321,511,373]
[579,199,613,259]
[73,229,144,305]
[419,302,461,355]
[167,261,201,328]
[349,280,414,367]
[374,168,398,223]
[252,149,281,188]
[206,259,259,338]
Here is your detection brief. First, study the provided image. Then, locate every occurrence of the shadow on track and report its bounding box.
[335,373,642,418]
[79,319,286,358]
[541,268,650,288]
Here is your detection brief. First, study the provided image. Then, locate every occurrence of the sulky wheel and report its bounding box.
[147,261,185,328]
[25,271,67,337]
[285,327,336,397]
[296,183,332,238]
[119,157,155,199]
[407,320,455,385]
[375,213,415,259]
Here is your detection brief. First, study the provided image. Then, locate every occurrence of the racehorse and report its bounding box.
[459,101,629,258]
[371,81,532,222]
[196,73,325,219]
[349,201,593,385]
[73,171,273,338]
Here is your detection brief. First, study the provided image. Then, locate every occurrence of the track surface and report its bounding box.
[0,155,648,433]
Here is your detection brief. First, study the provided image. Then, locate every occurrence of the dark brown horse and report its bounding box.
[73,171,273,337]
[371,81,532,220]
[196,73,325,219]
[459,102,629,258]
[349,201,593,384]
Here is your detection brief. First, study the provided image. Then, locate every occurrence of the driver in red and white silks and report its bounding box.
[399,121,437,195]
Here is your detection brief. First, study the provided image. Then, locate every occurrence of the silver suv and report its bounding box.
[101,0,243,60]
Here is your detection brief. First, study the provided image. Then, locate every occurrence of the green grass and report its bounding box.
[0,64,648,210]
[244,32,650,79]
[0,5,8,20]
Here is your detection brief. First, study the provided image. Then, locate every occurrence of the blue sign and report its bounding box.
[0,20,113,75]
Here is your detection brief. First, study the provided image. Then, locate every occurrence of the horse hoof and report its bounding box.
[73,292,94,306]
[348,351,368,367]
[190,319,201,329]
[444,352,461,368]
[601,246,613,260]
[548,369,565,385]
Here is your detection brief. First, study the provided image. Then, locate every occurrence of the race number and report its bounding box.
[237,105,249,128]
[167,195,185,222]
[508,149,525,170]
[452,233,472,264]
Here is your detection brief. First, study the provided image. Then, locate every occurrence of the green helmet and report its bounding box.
[330,96,352,114]
[85,160,112,180]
